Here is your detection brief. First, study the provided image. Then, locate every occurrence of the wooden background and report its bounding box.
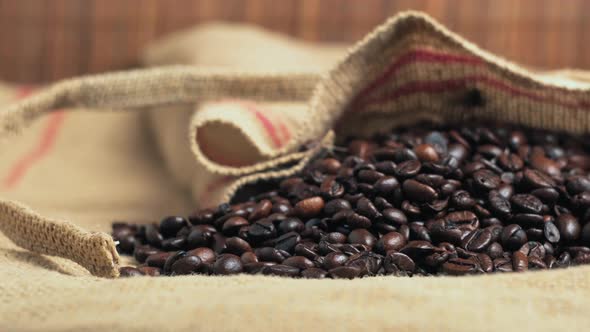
[1,0,589,83]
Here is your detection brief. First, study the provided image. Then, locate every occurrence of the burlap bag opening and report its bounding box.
[2,11,590,331]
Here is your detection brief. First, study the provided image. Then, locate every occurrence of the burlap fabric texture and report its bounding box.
[2,11,590,331]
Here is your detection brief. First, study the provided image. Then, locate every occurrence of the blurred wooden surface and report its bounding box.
[1,0,589,83]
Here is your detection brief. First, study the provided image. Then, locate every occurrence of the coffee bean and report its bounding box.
[248,219,277,242]
[442,257,479,275]
[582,223,590,244]
[274,232,301,253]
[163,251,186,275]
[323,199,352,215]
[510,194,543,214]
[171,255,202,275]
[556,214,581,241]
[461,229,493,252]
[329,266,362,279]
[346,212,372,229]
[323,252,348,270]
[255,247,288,263]
[395,160,421,178]
[225,237,253,255]
[348,229,377,248]
[512,251,528,272]
[301,267,328,279]
[415,143,440,162]
[488,190,511,217]
[161,236,186,251]
[524,169,556,189]
[146,252,172,268]
[375,232,406,254]
[119,266,144,277]
[262,264,300,277]
[403,179,438,203]
[544,221,560,243]
[187,225,216,248]
[137,266,161,276]
[133,245,161,264]
[243,262,275,274]
[278,218,305,234]
[566,175,590,195]
[345,251,383,276]
[356,197,381,219]
[213,254,243,275]
[222,216,249,236]
[472,169,501,191]
[159,216,188,238]
[145,225,164,247]
[501,224,528,250]
[294,196,325,218]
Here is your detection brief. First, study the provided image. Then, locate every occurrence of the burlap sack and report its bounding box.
[2,11,590,331]
[142,22,346,205]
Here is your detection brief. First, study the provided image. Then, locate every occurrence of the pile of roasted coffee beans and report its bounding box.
[114,124,590,278]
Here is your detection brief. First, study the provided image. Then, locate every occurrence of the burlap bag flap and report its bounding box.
[144,22,346,206]
[302,11,590,143]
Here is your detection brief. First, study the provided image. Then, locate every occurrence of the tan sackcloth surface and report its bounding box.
[1,11,590,331]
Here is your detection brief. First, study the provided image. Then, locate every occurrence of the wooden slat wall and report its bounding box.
[1,0,589,83]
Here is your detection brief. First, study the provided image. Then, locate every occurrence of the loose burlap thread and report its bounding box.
[2,11,590,331]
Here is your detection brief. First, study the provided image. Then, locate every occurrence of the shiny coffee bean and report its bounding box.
[213,254,243,275]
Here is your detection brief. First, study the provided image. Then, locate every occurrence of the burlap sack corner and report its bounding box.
[1,11,590,331]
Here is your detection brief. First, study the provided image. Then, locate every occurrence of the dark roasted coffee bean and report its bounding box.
[374,177,400,196]
[211,233,228,254]
[187,247,216,265]
[222,216,250,236]
[501,224,528,250]
[451,190,476,209]
[345,251,383,276]
[278,218,305,234]
[262,264,300,277]
[213,254,243,275]
[294,196,325,218]
[163,251,186,275]
[255,247,288,263]
[145,225,164,247]
[475,253,494,273]
[356,197,381,219]
[528,256,547,269]
[224,237,252,255]
[348,229,377,248]
[119,266,144,277]
[133,245,161,264]
[414,143,440,162]
[301,267,328,279]
[461,229,493,252]
[487,242,504,259]
[323,199,351,215]
[248,219,277,242]
[382,208,408,226]
[488,190,511,217]
[171,255,202,275]
[186,225,217,248]
[472,169,501,191]
[274,232,301,253]
[294,243,319,260]
[556,213,581,241]
[146,252,173,268]
[494,258,513,272]
[137,266,161,276]
[240,251,258,264]
[395,160,421,178]
[244,262,275,274]
[523,169,556,189]
[531,187,559,204]
[566,175,590,195]
[159,216,188,238]
[446,211,479,231]
[512,251,528,272]
[375,232,406,254]
[544,221,560,243]
[282,256,315,269]
[346,212,372,229]
[442,257,479,275]
[383,252,415,275]
[403,179,438,203]
[582,223,590,244]
[510,194,543,214]
[329,266,362,279]
[511,213,545,228]
[323,252,348,270]
[401,241,437,258]
[161,236,186,251]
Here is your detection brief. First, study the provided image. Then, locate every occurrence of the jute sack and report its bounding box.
[2,11,590,331]
[142,22,346,206]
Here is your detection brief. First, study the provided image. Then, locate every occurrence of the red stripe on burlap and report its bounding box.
[361,75,590,110]
[353,49,590,110]
[353,49,485,105]
[2,87,67,190]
